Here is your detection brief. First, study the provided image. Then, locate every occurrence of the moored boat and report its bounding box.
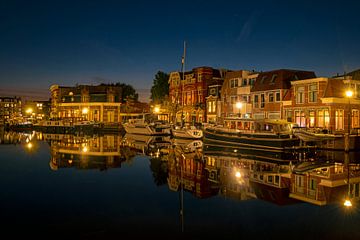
[123,118,171,136]
[204,119,299,153]
[171,124,203,139]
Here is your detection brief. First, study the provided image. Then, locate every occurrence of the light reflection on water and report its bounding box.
[0,130,359,239]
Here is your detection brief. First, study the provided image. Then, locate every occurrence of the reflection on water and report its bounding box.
[1,130,360,238]
[2,130,360,206]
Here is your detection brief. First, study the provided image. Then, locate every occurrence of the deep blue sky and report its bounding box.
[1,0,360,101]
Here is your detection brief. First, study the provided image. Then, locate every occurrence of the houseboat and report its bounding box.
[204,119,300,155]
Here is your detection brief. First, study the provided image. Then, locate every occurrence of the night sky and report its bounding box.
[0,0,360,101]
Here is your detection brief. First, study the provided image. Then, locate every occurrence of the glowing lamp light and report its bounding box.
[235,171,241,178]
[344,199,352,208]
[82,146,88,153]
[82,107,89,114]
[154,106,160,113]
[236,102,243,109]
[27,142,33,149]
[26,108,33,114]
[345,90,353,98]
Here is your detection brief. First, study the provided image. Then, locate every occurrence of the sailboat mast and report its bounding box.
[181,41,186,126]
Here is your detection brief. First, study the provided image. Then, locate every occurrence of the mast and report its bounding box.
[180,41,186,127]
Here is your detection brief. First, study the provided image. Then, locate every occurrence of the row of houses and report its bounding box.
[0,96,51,125]
[168,67,360,133]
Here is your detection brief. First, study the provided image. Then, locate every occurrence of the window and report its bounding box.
[230,79,238,88]
[260,94,265,108]
[296,86,305,104]
[275,92,281,102]
[353,110,359,128]
[335,109,344,130]
[242,79,247,86]
[260,76,267,83]
[318,109,330,128]
[270,74,277,84]
[254,95,259,108]
[295,110,306,127]
[269,93,274,102]
[309,110,315,127]
[210,88,216,95]
[198,89,203,103]
[230,96,237,104]
[243,95,248,103]
[309,178,317,190]
[250,78,255,86]
[286,110,293,122]
[309,84,318,102]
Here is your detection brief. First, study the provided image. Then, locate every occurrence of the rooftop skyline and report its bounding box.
[1,0,360,102]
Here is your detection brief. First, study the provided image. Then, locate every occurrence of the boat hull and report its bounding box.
[204,127,299,151]
[171,128,203,139]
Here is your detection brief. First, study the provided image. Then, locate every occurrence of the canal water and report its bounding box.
[0,131,359,239]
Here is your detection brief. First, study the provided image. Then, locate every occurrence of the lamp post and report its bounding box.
[345,90,353,152]
[236,102,243,118]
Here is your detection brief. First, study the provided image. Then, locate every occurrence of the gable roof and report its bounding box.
[252,69,316,92]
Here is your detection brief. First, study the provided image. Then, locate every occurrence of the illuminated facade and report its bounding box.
[50,84,122,123]
[283,76,360,133]
[251,69,316,120]
[168,66,226,124]
[221,70,258,121]
[0,96,22,125]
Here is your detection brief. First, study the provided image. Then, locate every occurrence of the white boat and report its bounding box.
[123,118,171,136]
[171,124,203,139]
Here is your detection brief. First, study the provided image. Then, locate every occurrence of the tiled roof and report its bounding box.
[323,78,347,98]
[252,69,316,92]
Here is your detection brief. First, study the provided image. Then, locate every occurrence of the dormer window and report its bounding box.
[260,76,267,84]
[270,74,277,84]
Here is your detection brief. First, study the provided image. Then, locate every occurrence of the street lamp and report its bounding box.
[154,106,160,114]
[345,90,353,152]
[236,102,243,118]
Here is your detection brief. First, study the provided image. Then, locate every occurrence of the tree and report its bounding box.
[114,83,138,103]
[150,71,169,104]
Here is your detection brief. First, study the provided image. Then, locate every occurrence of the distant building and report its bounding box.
[0,96,22,125]
[50,84,122,123]
[23,100,51,122]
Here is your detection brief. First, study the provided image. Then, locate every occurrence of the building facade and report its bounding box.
[50,84,122,123]
[283,76,360,133]
[221,70,258,121]
[0,96,22,125]
[168,66,226,124]
[251,69,316,120]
